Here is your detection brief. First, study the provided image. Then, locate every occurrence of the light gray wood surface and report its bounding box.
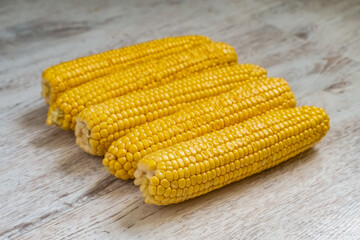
[1,0,359,239]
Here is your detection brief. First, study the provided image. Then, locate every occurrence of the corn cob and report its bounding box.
[41,35,212,104]
[134,106,330,205]
[104,77,296,180]
[75,64,267,156]
[47,41,237,130]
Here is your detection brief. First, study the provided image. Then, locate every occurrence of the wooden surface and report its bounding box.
[1,0,359,239]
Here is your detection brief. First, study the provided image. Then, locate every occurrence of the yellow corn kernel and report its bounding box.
[47,41,237,130]
[77,64,267,156]
[104,76,296,179]
[134,106,330,205]
[41,35,212,104]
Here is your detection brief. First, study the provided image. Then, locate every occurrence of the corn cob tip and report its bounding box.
[75,120,93,155]
[102,150,132,180]
[134,162,151,186]
[41,77,51,104]
[46,107,67,128]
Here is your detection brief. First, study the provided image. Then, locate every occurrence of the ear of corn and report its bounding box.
[75,64,267,156]
[103,77,296,180]
[41,35,212,104]
[42,35,330,207]
[134,106,330,205]
[47,41,237,130]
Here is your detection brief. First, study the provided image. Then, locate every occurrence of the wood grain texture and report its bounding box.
[1,0,359,239]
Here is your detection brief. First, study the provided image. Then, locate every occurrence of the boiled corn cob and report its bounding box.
[134,106,330,205]
[104,77,296,180]
[75,64,267,156]
[41,35,212,104]
[47,41,237,130]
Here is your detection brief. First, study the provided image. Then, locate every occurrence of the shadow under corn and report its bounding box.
[18,104,76,150]
[111,148,318,232]
[17,103,101,173]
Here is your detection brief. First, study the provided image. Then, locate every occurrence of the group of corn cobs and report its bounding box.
[42,35,329,205]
